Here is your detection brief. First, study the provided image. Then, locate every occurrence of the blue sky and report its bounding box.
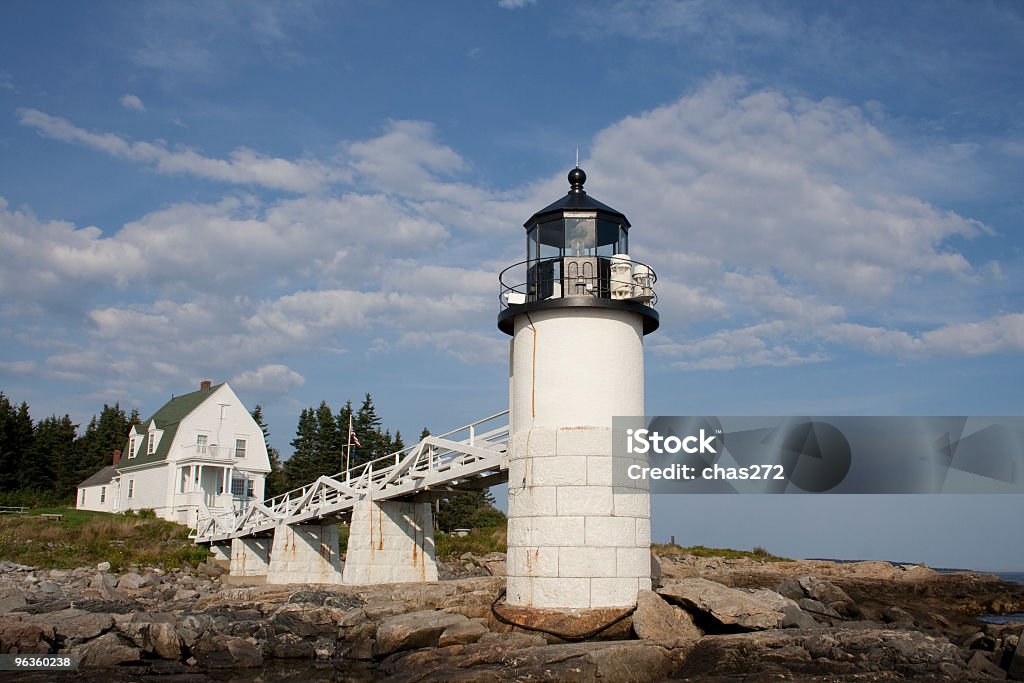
[1,1,1022,569]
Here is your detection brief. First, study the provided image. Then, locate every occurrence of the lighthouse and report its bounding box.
[498,167,659,610]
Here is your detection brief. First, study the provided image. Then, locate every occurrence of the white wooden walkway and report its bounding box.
[191,411,509,544]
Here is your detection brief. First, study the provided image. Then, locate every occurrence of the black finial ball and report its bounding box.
[568,167,586,192]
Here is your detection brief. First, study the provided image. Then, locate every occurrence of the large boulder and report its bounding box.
[0,591,27,615]
[798,576,857,615]
[51,609,114,643]
[382,638,675,682]
[117,572,147,590]
[376,610,473,655]
[658,578,785,630]
[0,616,53,654]
[1009,631,1024,680]
[632,590,702,647]
[193,634,263,669]
[67,633,140,667]
[675,627,969,680]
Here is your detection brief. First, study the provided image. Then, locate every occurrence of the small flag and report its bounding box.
[348,414,362,448]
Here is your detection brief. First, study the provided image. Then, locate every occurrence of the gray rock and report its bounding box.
[193,634,263,669]
[173,589,200,601]
[96,562,111,572]
[67,632,140,667]
[969,650,1008,679]
[438,618,488,646]
[798,576,855,613]
[780,605,818,629]
[744,587,800,612]
[1009,631,1024,680]
[798,597,842,619]
[882,605,914,625]
[176,613,213,648]
[376,609,471,655]
[117,572,146,590]
[269,632,316,658]
[775,578,805,601]
[0,591,27,615]
[633,590,702,646]
[89,573,117,590]
[37,581,60,594]
[651,554,662,589]
[0,616,54,653]
[676,627,967,680]
[51,609,114,642]
[197,562,226,578]
[120,614,180,660]
[658,577,785,630]
[382,638,674,682]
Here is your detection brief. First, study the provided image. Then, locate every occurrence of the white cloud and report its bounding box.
[2,77,1020,396]
[119,94,146,112]
[230,364,306,395]
[0,70,13,91]
[498,0,537,8]
[17,108,342,193]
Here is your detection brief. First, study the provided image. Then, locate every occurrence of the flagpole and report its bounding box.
[346,414,353,482]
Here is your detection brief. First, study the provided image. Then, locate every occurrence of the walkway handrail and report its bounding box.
[192,410,509,542]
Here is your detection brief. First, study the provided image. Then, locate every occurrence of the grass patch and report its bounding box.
[435,525,507,558]
[0,507,209,571]
[652,542,791,563]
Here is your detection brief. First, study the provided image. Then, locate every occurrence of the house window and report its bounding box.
[100,487,106,503]
[234,438,246,459]
[80,490,86,505]
[196,434,208,455]
[180,467,189,493]
[127,479,135,499]
[230,478,256,498]
[129,437,137,458]
[147,433,155,455]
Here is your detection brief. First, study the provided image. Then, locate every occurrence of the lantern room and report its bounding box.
[498,167,659,335]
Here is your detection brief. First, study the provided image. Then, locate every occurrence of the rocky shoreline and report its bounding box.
[0,554,1022,681]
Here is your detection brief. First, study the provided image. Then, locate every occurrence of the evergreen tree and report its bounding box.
[336,401,355,470]
[435,489,505,532]
[284,407,317,490]
[250,405,286,500]
[27,415,75,493]
[0,395,34,492]
[70,404,130,495]
[352,393,383,466]
[314,401,342,475]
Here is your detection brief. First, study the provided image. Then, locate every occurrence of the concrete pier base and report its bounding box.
[230,536,271,577]
[267,524,343,584]
[342,496,437,584]
[209,542,231,569]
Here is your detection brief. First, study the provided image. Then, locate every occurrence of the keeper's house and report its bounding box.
[76,381,271,525]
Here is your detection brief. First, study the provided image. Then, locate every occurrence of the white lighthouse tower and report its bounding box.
[498,167,659,610]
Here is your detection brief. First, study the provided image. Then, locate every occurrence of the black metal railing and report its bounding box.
[498,255,657,310]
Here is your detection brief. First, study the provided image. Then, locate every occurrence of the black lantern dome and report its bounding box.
[497,168,659,335]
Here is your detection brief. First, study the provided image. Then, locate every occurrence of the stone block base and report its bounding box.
[342,496,437,584]
[231,536,271,576]
[267,524,342,584]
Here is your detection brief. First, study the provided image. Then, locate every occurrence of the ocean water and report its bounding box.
[978,571,1024,624]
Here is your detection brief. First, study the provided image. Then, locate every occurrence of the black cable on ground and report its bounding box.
[489,589,636,642]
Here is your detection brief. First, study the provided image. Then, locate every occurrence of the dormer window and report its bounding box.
[147,432,155,455]
[129,437,137,459]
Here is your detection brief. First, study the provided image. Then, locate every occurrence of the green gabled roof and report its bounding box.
[121,384,224,468]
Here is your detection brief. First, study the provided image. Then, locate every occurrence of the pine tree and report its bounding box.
[314,401,342,476]
[284,407,318,490]
[27,415,75,493]
[0,395,34,492]
[352,393,383,466]
[72,404,129,487]
[336,401,355,470]
[250,405,286,500]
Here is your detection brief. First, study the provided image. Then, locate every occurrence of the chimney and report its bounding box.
[112,449,122,466]
[200,380,212,390]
